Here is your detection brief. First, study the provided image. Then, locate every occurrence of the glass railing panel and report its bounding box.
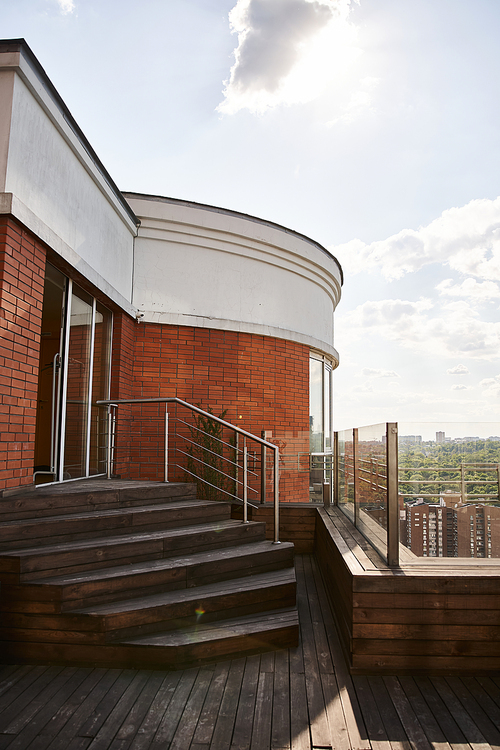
[399,422,500,558]
[356,423,388,560]
[337,428,354,522]
[263,430,310,503]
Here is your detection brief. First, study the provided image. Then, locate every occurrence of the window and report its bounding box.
[309,352,333,454]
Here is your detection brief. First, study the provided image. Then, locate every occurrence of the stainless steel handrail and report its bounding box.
[96,396,281,543]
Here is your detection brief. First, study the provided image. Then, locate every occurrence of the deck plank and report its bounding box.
[444,677,500,747]
[149,667,199,748]
[191,661,230,747]
[250,671,273,750]
[127,671,182,750]
[309,556,370,750]
[169,667,215,750]
[397,676,452,750]
[0,668,93,750]
[413,677,471,750]
[382,676,434,750]
[429,677,493,750]
[230,654,260,750]
[295,557,331,749]
[365,676,412,750]
[271,650,291,750]
[209,658,245,750]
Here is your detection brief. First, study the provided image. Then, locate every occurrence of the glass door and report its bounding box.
[59,282,113,480]
[35,266,112,483]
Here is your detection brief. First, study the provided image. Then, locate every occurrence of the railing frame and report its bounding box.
[333,423,400,566]
[97,397,281,543]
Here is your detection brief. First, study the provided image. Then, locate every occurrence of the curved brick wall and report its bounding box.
[112,317,311,502]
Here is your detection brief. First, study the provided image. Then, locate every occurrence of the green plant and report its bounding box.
[186,406,235,502]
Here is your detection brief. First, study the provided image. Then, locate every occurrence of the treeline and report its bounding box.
[398,439,500,499]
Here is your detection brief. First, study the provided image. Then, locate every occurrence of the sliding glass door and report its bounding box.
[60,281,113,480]
[36,266,112,483]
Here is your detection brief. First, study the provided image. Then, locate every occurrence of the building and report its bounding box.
[404,499,500,558]
[0,39,342,498]
[406,501,457,557]
[456,504,500,558]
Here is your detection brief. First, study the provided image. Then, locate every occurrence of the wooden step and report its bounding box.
[32,541,295,610]
[0,480,299,669]
[0,481,197,521]
[74,567,297,641]
[0,519,267,583]
[121,608,300,667]
[0,569,297,649]
[0,499,231,550]
[0,608,300,669]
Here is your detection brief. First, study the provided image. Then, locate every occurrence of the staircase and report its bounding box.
[0,480,298,669]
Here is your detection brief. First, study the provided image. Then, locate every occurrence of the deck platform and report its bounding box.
[0,554,499,750]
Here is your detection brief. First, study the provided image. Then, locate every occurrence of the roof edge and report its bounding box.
[123,191,344,286]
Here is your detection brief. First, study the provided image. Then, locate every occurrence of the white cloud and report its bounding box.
[451,384,469,391]
[436,278,500,301]
[447,364,470,375]
[480,375,500,398]
[332,197,500,281]
[361,367,399,378]
[219,0,360,114]
[56,0,75,13]
[338,298,500,361]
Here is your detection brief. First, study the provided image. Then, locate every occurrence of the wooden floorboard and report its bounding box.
[0,554,499,750]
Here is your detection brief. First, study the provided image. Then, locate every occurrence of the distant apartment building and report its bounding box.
[405,500,500,558]
[436,431,445,444]
[399,435,422,445]
[406,502,457,557]
[456,504,500,558]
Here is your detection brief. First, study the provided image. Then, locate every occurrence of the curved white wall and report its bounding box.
[126,193,342,363]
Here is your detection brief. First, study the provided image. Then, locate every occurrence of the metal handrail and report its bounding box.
[96,396,281,543]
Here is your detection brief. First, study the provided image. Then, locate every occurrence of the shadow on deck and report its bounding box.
[0,554,499,750]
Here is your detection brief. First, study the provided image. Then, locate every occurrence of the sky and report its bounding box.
[2,0,500,431]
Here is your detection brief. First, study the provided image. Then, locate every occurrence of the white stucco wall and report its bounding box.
[126,193,342,363]
[0,44,137,315]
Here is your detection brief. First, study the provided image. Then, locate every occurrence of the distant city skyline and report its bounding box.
[2,0,500,428]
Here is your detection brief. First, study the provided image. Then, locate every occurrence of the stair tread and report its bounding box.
[73,567,296,615]
[33,541,294,586]
[0,519,263,558]
[121,607,299,647]
[0,499,227,529]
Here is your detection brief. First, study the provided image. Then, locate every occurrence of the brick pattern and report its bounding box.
[110,323,311,501]
[0,217,45,489]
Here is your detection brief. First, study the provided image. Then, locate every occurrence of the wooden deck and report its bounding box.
[0,555,499,750]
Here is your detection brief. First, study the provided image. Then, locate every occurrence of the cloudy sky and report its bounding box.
[3,0,500,430]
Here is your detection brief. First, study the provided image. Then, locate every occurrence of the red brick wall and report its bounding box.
[0,217,45,490]
[111,323,310,501]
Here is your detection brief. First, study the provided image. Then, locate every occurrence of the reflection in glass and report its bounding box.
[355,424,388,559]
[309,356,324,454]
[337,429,354,522]
[309,354,334,501]
[63,286,93,479]
[90,303,112,475]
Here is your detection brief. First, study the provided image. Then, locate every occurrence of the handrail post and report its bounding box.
[106,405,116,479]
[273,444,280,544]
[164,409,169,483]
[243,444,248,523]
[260,430,268,504]
[333,432,339,506]
[353,428,358,526]
[387,422,399,567]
